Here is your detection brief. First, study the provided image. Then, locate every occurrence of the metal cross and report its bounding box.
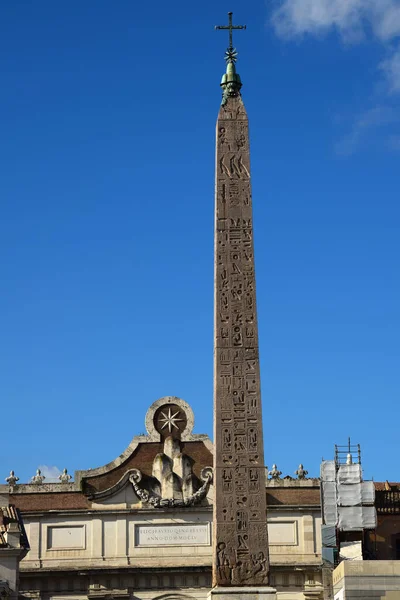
[215,12,246,51]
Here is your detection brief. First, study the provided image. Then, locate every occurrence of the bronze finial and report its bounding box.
[215,13,247,104]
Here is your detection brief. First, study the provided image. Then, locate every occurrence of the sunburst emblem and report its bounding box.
[159,408,184,433]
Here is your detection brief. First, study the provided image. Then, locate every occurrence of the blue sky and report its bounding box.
[1,0,399,484]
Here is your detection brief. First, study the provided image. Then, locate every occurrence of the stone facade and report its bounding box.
[365,482,400,561]
[333,561,400,599]
[0,500,29,599]
[1,399,324,600]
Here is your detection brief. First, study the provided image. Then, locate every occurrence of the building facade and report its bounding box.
[1,398,324,600]
[367,482,400,561]
[0,497,29,599]
[333,560,400,599]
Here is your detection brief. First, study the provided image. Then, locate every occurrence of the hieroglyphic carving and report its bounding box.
[219,155,250,179]
[213,94,270,587]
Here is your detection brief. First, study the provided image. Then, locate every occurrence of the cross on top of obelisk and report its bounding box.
[215,12,246,61]
[215,12,246,103]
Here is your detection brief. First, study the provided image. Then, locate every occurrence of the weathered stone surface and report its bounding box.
[333,560,400,599]
[208,586,277,600]
[213,93,270,587]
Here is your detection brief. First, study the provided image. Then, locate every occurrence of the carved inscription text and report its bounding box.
[213,94,270,587]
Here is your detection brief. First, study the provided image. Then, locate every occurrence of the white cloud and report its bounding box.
[374,4,400,41]
[380,47,400,92]
[335,105,400,154]
[38,464,62,483]
[271,0,400,90]
[271,0,400,43]
[271,0,365,41]
[270,0,400,151]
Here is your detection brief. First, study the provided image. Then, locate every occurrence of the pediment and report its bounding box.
[88,471,140,507]
[76,397,213,502]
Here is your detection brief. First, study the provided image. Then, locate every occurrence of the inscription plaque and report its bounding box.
[135,523,210,547]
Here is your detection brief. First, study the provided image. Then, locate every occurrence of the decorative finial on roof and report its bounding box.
[215,12,246,104]
[6,471,19,486]
[59,468,72,483]
[295,464,309,480]
[268,464,282,480]
[31,468,45,485]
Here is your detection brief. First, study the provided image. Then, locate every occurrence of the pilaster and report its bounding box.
[91,518,103,559]
[116,516,127,561]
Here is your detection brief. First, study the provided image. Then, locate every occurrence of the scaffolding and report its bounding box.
[334,438,361,466]
[321,441,377,561]
[321,441,377,599]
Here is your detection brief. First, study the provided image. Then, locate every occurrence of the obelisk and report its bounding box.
[210,13,276,600]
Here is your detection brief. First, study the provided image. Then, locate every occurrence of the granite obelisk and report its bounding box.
[211,13,276,600]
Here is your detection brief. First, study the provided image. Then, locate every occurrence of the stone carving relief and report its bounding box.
[214,95,270,587]
[5,471,19,486]
[216,541,269,586]
[129,464,212,509]
[268,464,282,480]
[295,464,309,479]
[219,155,250,180]
[129,400,212,508]
[31,469,45,484]
[59,468,72,483]
[264,464,313,481]
[221,100,248,121]
[145,396,195,442]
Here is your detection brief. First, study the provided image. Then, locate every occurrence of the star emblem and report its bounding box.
[158,408,184,433]
[225,48,238,63]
